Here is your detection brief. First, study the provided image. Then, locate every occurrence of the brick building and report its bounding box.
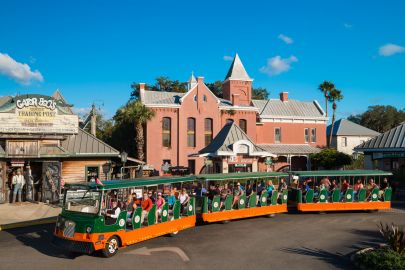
[140,54,327,174]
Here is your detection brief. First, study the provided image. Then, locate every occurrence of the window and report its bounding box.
[341,137,347,147]
[187,117,196,147]
[311,128,317,143]
[239,119,247,133]
[193,95,197,102]
[204,118,213,146]
[226,119,234,124]
[275,128,281,143]
[86,166,99,182]
[203,95,207,102]
[304,128,309,143]
[188,160,196,174]
[162,117,171,147]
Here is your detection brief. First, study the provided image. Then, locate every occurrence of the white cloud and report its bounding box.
[379,43,405,57]
[0,52,43,85]
[278,34,293,44]
[223,55,233,61]
[343,23,352,29]
[259,55,298,76]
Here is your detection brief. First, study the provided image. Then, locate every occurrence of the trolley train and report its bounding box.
[52,170,393,257]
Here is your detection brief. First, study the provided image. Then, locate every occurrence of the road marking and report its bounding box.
[125,246,190,262]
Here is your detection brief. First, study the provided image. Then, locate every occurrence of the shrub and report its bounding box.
[378,222,405,254]
[356,248,405,270]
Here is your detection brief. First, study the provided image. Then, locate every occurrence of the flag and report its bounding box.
[96,178,104,186]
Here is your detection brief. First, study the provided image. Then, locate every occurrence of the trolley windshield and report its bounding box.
[64,188,101,214]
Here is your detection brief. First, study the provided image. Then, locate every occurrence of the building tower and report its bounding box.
[188,71,197,90]
[222,54,253,106]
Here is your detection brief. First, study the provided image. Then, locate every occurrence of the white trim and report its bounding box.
[259,118,328,124]
[144,104,181,108]
[179,84,198,102]
[219,106,259,112]
[180,82,221,104]
[223,78,254,82]
[313,100,327,117]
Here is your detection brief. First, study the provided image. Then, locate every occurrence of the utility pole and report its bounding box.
[90,103,97,136]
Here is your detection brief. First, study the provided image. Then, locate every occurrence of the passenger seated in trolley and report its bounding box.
[353,179,364,200]
[232,182,244,208]
[379,178,390,199]
[340,179,350,201]
[141,192,153,225]
[220,183,230,210]
[366,178,379,200]
[155,192,166,224]
[166,188,177,209]
[105,199,121,225]
[179,188,190,213]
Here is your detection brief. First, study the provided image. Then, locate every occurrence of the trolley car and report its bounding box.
[197,172,289,223]
[289,170,393,212]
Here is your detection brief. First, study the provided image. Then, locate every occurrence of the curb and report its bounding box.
[0,217,57,231]
[350,247,374,270]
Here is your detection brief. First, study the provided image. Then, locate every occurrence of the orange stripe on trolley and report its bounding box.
[297,201,391,212]
[202,204,287,223]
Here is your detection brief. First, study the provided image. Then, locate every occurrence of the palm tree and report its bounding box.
[318,81,335,117]
[115,100,155,161]
[328,89,344,147]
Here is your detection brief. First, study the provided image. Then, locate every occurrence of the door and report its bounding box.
[42,161,61,204]
[0,162,6,203]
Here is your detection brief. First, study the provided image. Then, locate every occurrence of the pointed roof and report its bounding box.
[355,122,405,151]
[188,71,197,83]
[196,122,273,157]
[327,119,380,136]
[224,54,252,81]
[52,89,74,114]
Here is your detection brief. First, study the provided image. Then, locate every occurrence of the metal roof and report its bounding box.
[291,170,392,177]
[259,144,321,155]
[224,54,252,81]
[252,99,326,119]
[0,144,5,157]
[65,175,195,190]
[355,122,405,151]
[196,122,271,156]
[327,119,380,136]
[142,91,184,105]
[197,172,288,180]
[61,128,120,157]
[0,96,11,108]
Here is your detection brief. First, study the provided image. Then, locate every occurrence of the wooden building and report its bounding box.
[0,92,119,204]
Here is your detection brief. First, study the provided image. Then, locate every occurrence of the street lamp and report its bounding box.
[120,151,128,180]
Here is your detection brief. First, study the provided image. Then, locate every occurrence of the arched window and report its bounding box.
[204,118,213,146]
[187,117,196,147]
[239,119,247,133]
[162,117,171,147]
[203,95,207,102]
[226,119,234,124]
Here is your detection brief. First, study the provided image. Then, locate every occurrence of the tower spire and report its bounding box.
[224,53,252,81]
[188,71,197,90]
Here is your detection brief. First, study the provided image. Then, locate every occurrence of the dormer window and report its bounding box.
[203,95,207,102]
[194,95,197,102]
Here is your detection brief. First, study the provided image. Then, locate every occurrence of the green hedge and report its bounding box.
[356,248,405,270]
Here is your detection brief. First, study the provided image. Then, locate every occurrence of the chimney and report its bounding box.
[232,93,240,106]
[139,83,145,91]
[197,76,204,83]
[280,92,289,102]
[90,104,97,136]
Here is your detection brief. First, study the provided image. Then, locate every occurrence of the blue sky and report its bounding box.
[0,0,404,119]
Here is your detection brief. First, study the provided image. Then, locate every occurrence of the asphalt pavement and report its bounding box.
[1,204,404,270]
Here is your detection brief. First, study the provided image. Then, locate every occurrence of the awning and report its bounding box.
[258,144,321,155]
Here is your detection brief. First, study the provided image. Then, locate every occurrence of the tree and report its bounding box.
[318,81,335,117]
[328,88,343,147]
[310,148,352,169]
[205,81,223,98]
[252,87,269,100]
[348,105,405,133]
[114,100,155,161]
[130,76,187,100]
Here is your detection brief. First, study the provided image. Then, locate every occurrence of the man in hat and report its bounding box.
[12,169,25,203]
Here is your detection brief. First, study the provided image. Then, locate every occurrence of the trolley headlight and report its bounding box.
[86,226,92,233]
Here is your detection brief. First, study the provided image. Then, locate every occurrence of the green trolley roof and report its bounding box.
[65,175,196,190]
[197,172,289,181]
[291,170,392,177]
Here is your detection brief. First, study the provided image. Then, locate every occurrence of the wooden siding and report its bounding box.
[62,160,110,184]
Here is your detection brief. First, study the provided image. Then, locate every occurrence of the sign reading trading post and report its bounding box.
[0,94,78,134]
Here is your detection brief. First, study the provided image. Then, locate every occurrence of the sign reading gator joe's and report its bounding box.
[0,94,78,134]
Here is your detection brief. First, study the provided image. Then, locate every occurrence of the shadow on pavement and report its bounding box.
[5,223,83,259]
[281,247,354,270]
[348,228,383,250]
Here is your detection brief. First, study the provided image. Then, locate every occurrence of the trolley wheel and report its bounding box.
[101,236,119,258]
[169,216,179,236]
[221,220,230,224]
[267,214,276,218]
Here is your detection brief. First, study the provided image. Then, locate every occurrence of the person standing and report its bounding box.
[12,169,25,203]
